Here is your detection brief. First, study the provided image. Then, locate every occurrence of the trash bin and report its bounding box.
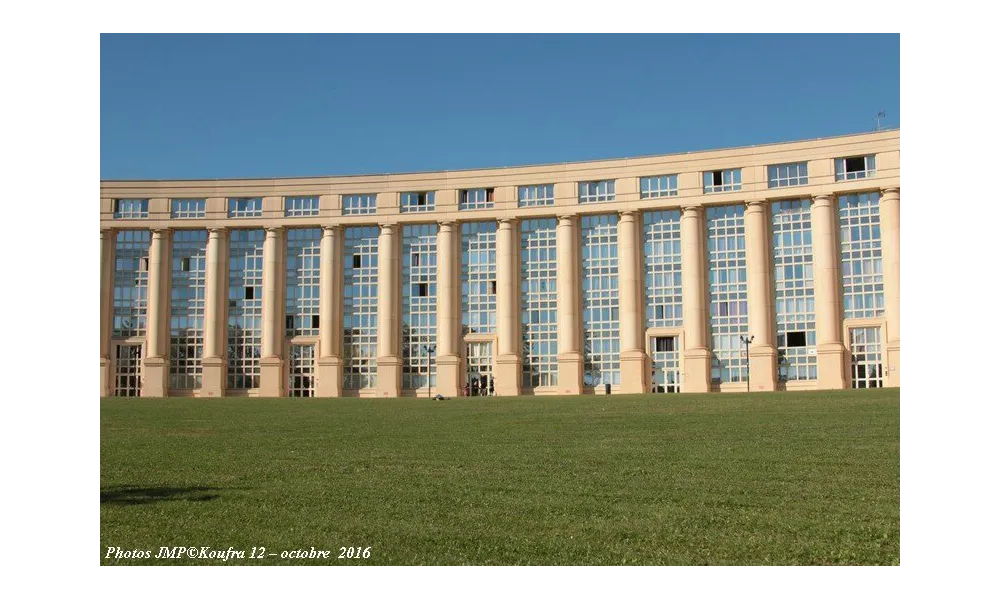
[604,383,611,396]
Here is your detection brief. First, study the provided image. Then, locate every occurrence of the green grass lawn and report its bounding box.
[100,388,899,565]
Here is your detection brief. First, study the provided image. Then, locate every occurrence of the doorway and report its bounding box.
[849,327,883,388]
[650,336,680,393]
[465,341,494,396]
[114,344,143,397]
[288,344,316,397]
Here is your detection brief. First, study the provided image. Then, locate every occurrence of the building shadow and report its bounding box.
[100,485,229,505]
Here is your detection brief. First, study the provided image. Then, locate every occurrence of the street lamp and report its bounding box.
[740,335,754,393]
[422,344,436,399]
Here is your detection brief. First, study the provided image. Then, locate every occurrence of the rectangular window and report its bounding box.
[402,224,438,389]
[768,162,809,188]
[839,192,884,319]
[461,221,497,335]
[578,180,615,203]
[772,199,817,381]
[835,155,876,181]
[518,184,555,207]
[640,175,678,199]
[228,229,264,389]
[171,198,206,219]
[580,214,621,386]
[400,192,435,213]
[169,229,207,390]
[707,205,748,384]
[654,337,675,352]
[112,230,150,337]
[228,197,263,218]
[343,226,379,389]
[643,210,683,329]
[520,219,558,388]
[703,169,742,194]
[284,195,320,217]
[285,228,322,336]
[342,194,377,216]
[459,188,495,211]
[113,199,148,219]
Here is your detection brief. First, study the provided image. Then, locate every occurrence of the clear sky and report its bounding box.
[100,34,899,180]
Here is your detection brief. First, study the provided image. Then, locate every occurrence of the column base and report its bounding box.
[495,353,521,397]
[749,345,778,392]
[816,343,847,390]
[201,356,226,397]
[557,352,583,395]
[683,348,711,393]
[376,356,401,398]
[100,356,110,397]
[884,342,900,388]
[436,354,461,397]
[259,356,284,397]
[620,349,648,394]
[315,356,343,398]
[141,356,168,397]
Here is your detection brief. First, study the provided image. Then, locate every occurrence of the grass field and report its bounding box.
[100,388,899,565]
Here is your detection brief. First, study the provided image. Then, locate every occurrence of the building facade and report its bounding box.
[99,130,900,398]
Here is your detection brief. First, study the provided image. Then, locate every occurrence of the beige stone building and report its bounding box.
[99,130,900,398]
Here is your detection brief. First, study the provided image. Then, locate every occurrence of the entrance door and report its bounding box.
[849,327,883,389]
[651,336,680,393]
[465,341,494,396]
[288,344,315,397]
[114,344,143,397]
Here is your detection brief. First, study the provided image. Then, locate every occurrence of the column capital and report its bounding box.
[498,217,517,227]
[264,226,283,235]
[208,227,226,236]
[680,203,703,215]
[322,224,341,234]
[880,187,901,200]
[745,199,768,211]
[150,228,166,238]
[438,220,456,230]
[618,209,638,221]
[812,193,835,207]
[556,213,577,223]
[379,222,397,234]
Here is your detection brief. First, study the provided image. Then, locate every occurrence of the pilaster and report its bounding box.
[681,206,711,392]
[100,229,114,397]
[744,200,778,392]
[495,218,521,396]
[259,227,284,397]
[201,228,227,397]
[316,225,343,397]
[880,187,901,387]
[811,194,847,389]
[618,210,646,394]
[556,214,583,394]
[141,228,169,397]
[376,223,401,397]
[436,221,461,397]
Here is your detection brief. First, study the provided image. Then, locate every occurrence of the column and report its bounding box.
[100,229,114,396]
[141,228,168,396]
[880,187,901,387]
[744,200,778,391]
[618,210,647,393]
[316,225,344,397]
[435,221,461,397]
[495,218,521,396]
[812,195,847,389]
[556,214,583,395]
[201,228,227,397]
[680,206,711,392]
[259,227,284,397]
[376,223,402,397]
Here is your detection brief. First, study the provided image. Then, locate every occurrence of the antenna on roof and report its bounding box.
[875,109,886,131]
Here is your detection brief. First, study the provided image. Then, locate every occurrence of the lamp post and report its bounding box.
[422,344,436,398]
[740,334,754,393]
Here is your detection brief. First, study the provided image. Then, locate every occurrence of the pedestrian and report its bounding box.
[488,377,495,397]
[471,379,479,397]
[463,383,470,397]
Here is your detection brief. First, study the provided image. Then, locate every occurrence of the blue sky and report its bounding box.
[100,34,899,180]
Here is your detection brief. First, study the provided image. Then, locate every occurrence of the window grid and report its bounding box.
[227,229,264,390]
[228,197,263,218]
[839,192,884,319]
[707,205,748,384]
[171,198,206,219]
[580,214,620,386]
[703,169,743,194]
[284,195,320,217]
[288,344,316,397]
[112,230,150,337]
[643,210,683,329]
[518,184,555,207]
[835,155,877,181]
[578,180,616,203]
[640,175,679,199]
[772,200,817,381]
[113,199,148,219]
[461,222,497,335]
[342,194,377,216]
[520,218,558,388]
[285,228,322,337]
[459,188,495,211]
[343,226,379,389]
[169,229,207,390]
[768,162,809,188]
[402,224,438,389]
[850,327,884,388]
[400,192,435,213]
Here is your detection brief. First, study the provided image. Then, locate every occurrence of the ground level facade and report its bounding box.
[99,130,900,398]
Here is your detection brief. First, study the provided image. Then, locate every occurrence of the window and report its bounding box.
[786,332,807,347]
[579,180,615,203]
[839,192,884,319]
[401,192,435,213]
[113,199,148,219]
[228,197,263,218]
[707,205,748,384]
[768,162,809,188]
[462,222,497,335]
[518,184,555,207]
[284,196,320,217]
[459,188,495,211]
[112,230,150,337]
[227,229,264,389]
[342,194,377,216]
[580,214,621,386]
[772,200,817,381]
[520,219,558,388]
[171,198,206,219]
[402,224,438,388]
[643,210,683,328]
[343,227,379,389]
[640,175,678,199]
[169,229,207,390]
[353,255,362,269]
[703,169,742,193]
[654,337,675,352]
[244,286,254,300]
[835,155,876,181]
[285,228,322,336]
